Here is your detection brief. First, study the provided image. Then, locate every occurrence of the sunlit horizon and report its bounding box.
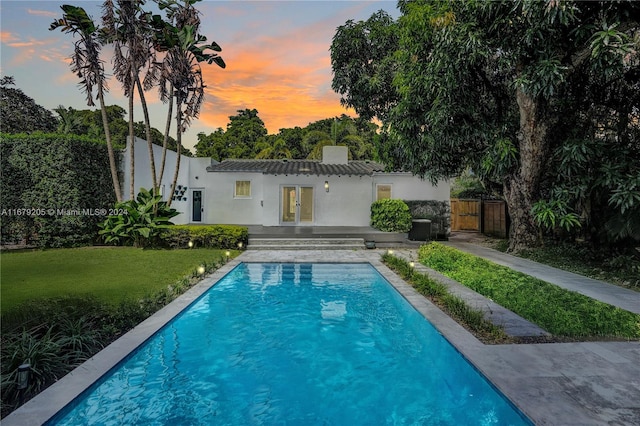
[0,1,399,150]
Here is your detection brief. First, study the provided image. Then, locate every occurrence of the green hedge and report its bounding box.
[0,133,115,247]
[159,225,248,249]
[370,199,412,232]
[418,242,640,338]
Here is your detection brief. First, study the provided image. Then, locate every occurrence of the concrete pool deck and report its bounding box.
[5,249,639,425]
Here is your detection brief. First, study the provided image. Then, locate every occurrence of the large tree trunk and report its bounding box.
[504,88,551,253]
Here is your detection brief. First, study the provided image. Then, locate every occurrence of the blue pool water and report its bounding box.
[50,263,531,425]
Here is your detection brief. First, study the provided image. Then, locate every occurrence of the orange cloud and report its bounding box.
[196,12,357,135]
[27,8,58,18]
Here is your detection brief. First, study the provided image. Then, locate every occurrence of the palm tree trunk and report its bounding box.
[97,87,122,202]
[128,79,135,200]
[157,86,173,190]
[136,77,157,195]
[167,99,182,208]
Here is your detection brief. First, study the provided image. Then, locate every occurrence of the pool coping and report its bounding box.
[4,249,640,425]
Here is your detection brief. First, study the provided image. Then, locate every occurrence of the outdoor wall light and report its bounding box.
[324,181,329,192]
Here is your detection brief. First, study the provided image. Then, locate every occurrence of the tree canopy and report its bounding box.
[194,110,378,161]
[331,0,640,250]
[0,77,58,134]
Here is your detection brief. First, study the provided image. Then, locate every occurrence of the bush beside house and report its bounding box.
[370,199,412,232]
[0,133,115,247]
[160,225,248,249]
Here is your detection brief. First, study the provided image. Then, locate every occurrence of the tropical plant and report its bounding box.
[102,0,158,197]
[98,188,179,247]
[50,5,123,202]
[531,199,582,242]
[256,138,292,159]
[150,0,225,207]
[370,198,412,232]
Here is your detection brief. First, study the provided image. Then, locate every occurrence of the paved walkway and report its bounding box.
[444,241,640,314]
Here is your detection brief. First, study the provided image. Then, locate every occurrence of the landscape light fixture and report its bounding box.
[237,241,243,249]
[225,250,231,261]
[17,363,30,405]
[409,261,415,269]
[17,364,30,390]
[197,265,205,275]
[324,181,329,192]
[387,249,394,255]
[188,241,194,248]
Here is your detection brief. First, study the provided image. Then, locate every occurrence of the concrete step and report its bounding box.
[248,238,365,250]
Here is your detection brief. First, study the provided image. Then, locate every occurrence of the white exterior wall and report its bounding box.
[122,138,451,226]
[203,172,265,225]
[260,174,374,226]
[372,173,450,202]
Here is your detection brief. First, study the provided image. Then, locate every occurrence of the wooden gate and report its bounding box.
[483,200,507,238]
[450,199,481,231]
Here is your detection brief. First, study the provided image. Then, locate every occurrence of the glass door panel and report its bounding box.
[192,190,202,222]
[299,187,313,223]
[281,186,297,223]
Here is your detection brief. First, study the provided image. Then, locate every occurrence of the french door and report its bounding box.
[281,185,314,225]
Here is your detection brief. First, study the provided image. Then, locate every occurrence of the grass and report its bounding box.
[381,253,510,344]
[487,239,640,290]
[418,242,640,339]
[1,246,234,417]
[0,247,230,314]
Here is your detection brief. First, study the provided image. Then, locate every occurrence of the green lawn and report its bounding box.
[0,247,228,313]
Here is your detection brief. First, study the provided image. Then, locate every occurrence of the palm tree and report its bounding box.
[151,0,225,207]
[54,105,83,134]
[256,138,292,159]
[50,5,122,202]
[102,0,158,198]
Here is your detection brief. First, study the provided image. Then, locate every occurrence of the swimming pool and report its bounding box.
[49,263,531,425]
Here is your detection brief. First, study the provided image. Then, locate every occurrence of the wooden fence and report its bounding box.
[451,198,508,238]
[450,199,481,231]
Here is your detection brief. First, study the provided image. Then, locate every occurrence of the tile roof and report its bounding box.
[206,159,386,176]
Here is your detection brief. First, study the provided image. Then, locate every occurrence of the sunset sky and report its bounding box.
[1,0,399,150]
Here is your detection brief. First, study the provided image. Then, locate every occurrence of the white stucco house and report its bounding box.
[123,137,450,227]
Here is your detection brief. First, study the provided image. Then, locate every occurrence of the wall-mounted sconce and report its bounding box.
[324,181,329,192]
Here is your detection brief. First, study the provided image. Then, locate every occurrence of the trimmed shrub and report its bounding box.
[159,225,248,249]
[0,133,115,247]
[370,199,412,232]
